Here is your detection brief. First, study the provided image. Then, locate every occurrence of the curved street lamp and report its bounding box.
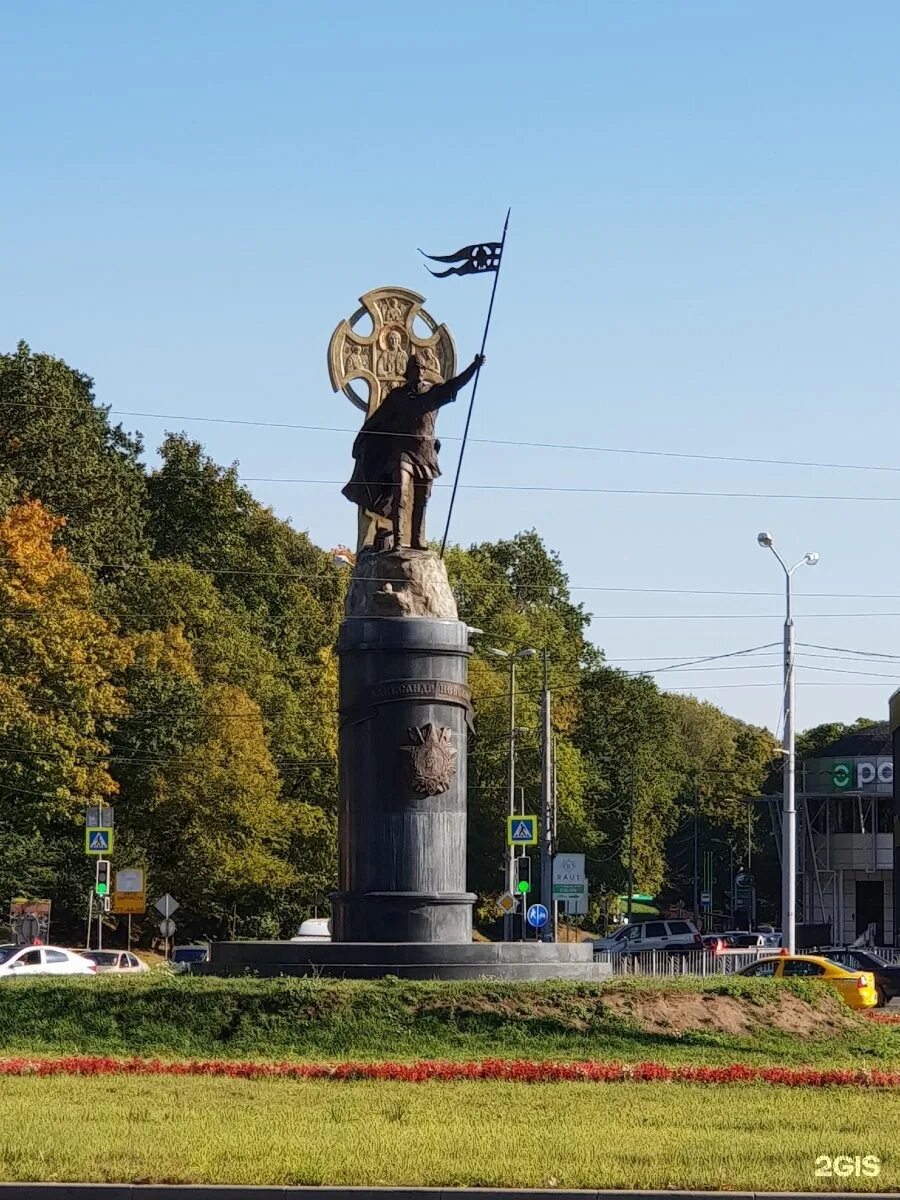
[757,532,819,954]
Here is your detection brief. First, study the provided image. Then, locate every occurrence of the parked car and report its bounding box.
[0,944,96,977]
[823,949,900,1008]
[290,918,331,943]
[170,944,209,973]
[80,950,149,974]
[723,931,766,948]
[594,918,703,956]
[702,934,734,954]
[737,953,877,1010]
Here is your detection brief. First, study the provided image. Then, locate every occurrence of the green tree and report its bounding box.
[0,342,149,571]
[575,668,684,898]
[797,717,879,758]
[146,434,343,663]
[138,684,297,935]
[110,560,338,932]
[446,531,593,900]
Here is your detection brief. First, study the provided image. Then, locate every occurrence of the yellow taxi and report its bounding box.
[737,953,878,1010]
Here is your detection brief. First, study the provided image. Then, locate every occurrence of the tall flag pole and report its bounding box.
[419,209,511,558]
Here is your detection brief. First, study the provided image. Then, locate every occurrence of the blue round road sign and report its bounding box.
[526,903,549,929]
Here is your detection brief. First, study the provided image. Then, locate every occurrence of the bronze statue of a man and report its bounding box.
[342,352,484,551]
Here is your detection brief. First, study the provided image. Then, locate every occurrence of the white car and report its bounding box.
[0,944,97,977]
[594,918,703,956]
[290,918,331,943]
[80,950,149,973]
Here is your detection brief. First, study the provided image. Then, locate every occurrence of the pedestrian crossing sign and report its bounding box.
[507,815,537,846]
[85,827,113,855]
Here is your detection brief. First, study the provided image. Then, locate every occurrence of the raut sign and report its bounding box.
[804,756,893,795]
[552,852,588,916]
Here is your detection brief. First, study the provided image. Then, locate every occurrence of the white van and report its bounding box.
[290,918,331,943]
[594,918,702,956]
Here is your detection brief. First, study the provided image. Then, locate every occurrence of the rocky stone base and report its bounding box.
[345,548,457,619]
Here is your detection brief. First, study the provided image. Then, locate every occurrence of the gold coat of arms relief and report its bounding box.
[328,287,457,551]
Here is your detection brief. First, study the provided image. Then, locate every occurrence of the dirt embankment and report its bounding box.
[599,986,853,1037]
[415,981,857,1040]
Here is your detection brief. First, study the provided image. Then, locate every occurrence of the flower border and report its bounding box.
[0,1056,898,1088]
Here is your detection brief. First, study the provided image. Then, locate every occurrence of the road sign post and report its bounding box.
[154,896,179,959]
[553,852,588,917]
[85,827,114,855]
[113,868,146,916]
[158,917,176,960]
[526,903,549,931]
[153,893,179,919]
[507,816,538,846]
[86,806,114,829]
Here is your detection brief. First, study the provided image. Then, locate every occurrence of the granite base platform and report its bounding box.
[194,940,610,981]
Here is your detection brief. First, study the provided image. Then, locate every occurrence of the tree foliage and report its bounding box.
[0,499,131,911]
[0,342,149,571]
[0,342,784,938]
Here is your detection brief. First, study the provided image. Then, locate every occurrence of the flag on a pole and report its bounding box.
[418,242,502,278]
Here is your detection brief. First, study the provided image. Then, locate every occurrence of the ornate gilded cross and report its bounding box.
[328,286,457,550]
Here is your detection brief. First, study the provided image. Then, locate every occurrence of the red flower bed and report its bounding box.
[867,1011,900,1025]
[0,1056,898,1088]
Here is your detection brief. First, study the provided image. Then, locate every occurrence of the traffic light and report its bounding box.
[95,859,111,897]
[514,855,531,895]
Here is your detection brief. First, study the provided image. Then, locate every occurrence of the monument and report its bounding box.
[199,284,605,979]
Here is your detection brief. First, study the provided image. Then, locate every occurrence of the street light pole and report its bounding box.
[626,768,635,924]
[757,533,819,955]
[508,655,516,938]
[488,646,536,941]
[540,649,554,941]
[783,561,797,956]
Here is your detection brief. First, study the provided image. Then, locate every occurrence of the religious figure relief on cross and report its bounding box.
[341,351,485,551]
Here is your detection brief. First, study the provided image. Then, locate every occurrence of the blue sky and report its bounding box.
[4,0,900,731]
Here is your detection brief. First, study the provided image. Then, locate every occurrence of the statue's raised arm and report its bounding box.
[419,354,484,411]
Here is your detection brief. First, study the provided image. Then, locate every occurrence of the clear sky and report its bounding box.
[4,0,900,733]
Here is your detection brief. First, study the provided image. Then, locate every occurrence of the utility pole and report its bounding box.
[506,656,517,942]
[626,764,636,923]
[757,532,819,956]
[783,569,797,953]
[693,779,700,924]
[488,647,536,940]
[539,649,553,941]
[551,733,559,941]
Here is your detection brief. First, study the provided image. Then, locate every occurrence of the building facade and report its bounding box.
[799,722,894,946]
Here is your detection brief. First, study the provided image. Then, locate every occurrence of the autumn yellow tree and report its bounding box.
[0,500,131,902]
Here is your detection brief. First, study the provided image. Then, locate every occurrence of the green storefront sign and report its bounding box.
[803,755,892,795]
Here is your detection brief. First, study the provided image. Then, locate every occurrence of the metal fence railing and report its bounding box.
[593,948,769,976]
[593,945,900,976]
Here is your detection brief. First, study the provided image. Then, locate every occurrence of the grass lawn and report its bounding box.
[0,975,896,1067]
[0,1074,896,1190]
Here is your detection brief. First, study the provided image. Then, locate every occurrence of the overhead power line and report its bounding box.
[8,401,900,477]
[146,474,900,504]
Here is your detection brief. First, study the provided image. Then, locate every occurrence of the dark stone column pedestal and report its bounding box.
[198,552,608,979]
[331,615,476,943]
